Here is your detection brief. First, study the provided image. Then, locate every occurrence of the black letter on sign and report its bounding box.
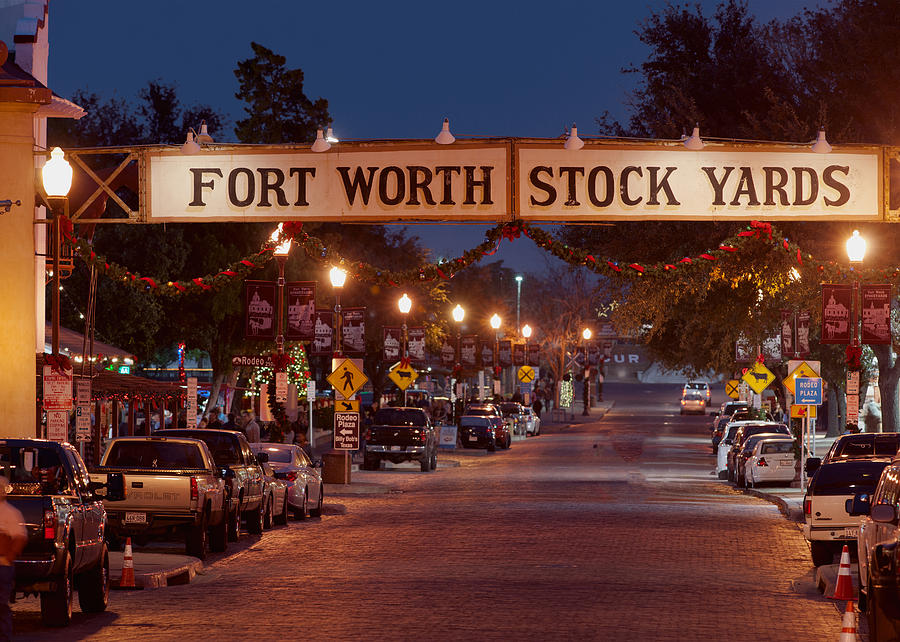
[406,166,436,205]
[587,166,614,207]
[379,166,406,206]
[257,168,288,207]
[729,167,760,206]
[793,167,818,205]
[463,166,493,205]
[337,167,378,206]
[559,167,585,206]
[289,168,316,206]
[620,166,643,206]
[763,167,789,206]
[647,167,680,205]
[189,168,223,206]
[227,168,255,207]
[529,166,555,206]
[435,166,461,205]
[701,167,734,205]
[823,165,850,207]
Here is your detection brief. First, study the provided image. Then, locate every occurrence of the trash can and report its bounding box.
[322,449,351,484]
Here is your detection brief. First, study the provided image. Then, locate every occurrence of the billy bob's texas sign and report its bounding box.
[144,139,881,223]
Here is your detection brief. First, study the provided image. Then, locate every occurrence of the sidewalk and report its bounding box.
[109,550,203,589]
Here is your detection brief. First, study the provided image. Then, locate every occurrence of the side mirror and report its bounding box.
[846,494,871,516]
[313,459,323,468]
[256,452,269,464]
[217,467,236,479]
[804,457,822,476]
[871,504,897,524]
[104,472,126,502]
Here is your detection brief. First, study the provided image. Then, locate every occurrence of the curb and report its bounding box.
[109,552,204,589]
[815,563,857,598]
[741,487,804,522]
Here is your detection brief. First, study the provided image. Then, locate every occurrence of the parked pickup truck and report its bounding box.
[0,438,125,627]
[156,429,265,538]
[92,436,229,559]
[364,407,437,472]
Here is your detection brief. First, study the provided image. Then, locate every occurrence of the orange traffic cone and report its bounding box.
[112,537,143,590]
[829,545,856,601]
[839,600,858,641]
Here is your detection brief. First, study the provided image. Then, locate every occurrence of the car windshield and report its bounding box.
[739,424,789,444]
[156,431,241,465]
[684,393,704,400]
[460,417,490,427]
[465,407,496,416]
[742,434,789,454]
[0,445,70,494]
[723,403,748,416]
[105,441,206,469]
[498,403,521,415]
[761,441,794,454]
[811,461,891,496]
[685,383,707,390]
[831,435,900,460]
[253,447,292,463]
[374,409,426,427]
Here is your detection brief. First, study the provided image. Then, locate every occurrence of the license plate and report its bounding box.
[844,528,858,538]
[124,512,147,524]
[469,435,478,441]
[390,445,401,452]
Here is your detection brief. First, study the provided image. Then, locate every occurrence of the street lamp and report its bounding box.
[398,293,412,405]
[269,224,292,356]
[330,266,347,356]
[582,327,592,416]
[522,323,532,365]
[451,304,465,421]
[42,147,73,357]
[515,275,523,333]
[490,314,501,398]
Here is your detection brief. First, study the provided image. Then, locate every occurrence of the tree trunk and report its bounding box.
[826,385,841,437]
[873,344,900,433]
[204,372,226,417]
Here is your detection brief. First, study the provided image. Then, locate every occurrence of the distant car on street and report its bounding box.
[743,438,797,488]
[735,434,794,488]
[710,400,750,448]
[682,381,710,406]
[679,392,706,415]
[250,443,323,519]
[497,402,526,436]
[726,423,791,482]
[520,407,541,436]
[459,415,510,451]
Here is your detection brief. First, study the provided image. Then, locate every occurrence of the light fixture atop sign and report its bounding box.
[683,124,704,150]
[811,127,832,154]
[311,129,331,152]
[435,118,455,145]
[180,120,213,155]
[564,123,584,150]
[325,127,339,143]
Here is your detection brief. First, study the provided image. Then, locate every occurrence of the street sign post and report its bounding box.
[517,365,536,383]
[42,365,73,412]
[306,380,316,449]
[327,358,368,400]
[725,379,740,400]
[388,363,419,390]
[333,411,360,450]
[783,361,820,396]
[231,355,274,368]
[741,362,775,395]
[75,379,91,441]
[795,377,822,405]
[791,404,817,419]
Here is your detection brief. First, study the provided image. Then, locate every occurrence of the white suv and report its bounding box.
[683,381,710,406]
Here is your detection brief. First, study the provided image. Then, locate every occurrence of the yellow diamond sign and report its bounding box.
[783,361,819,396]
[742,362,775,394]
[327,358,368,400]
[389,363,419,391]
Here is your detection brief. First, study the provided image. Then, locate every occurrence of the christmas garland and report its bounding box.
[61,215,897,295]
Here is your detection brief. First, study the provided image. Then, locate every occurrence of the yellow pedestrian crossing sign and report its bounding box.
[335,399,360,412]
[725,380,740,399]
[389,363,418,390]
[327,358,368,400]
[783,361,819,396]
[741,362,775,394]
[517,365,536,383]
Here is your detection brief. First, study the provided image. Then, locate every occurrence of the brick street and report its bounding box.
[12,384,844,640]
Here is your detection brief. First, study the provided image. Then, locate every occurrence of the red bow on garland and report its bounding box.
[282,221,304,238]
[756,354,766,364]
[44,353,72,375]
[846,345,862,371]
[501,223,523,242]
[58,215,75,242]
[750,220,772,240]
[400,356,411,368]
[270,352,294,372]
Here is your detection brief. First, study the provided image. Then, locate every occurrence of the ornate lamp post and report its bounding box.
[522,323,532,364]
[270,225,292,356]
[490,314,501,398]
[41,147,73,357]
[452,304,465,421]
[515,275,523,333]
[846,230,866,427]
[582,327,592,416]
[398,293,412,405]
[330,266,347,356]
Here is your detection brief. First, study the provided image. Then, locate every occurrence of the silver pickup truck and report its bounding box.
[91,436,229,559]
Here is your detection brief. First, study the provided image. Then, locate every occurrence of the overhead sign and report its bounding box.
[232,355,275,368]
[791,404,817,418]
[741,362,775,394]
[795,377,823,405]
[327,358,368,400]
[389,363,419,390]
[725,379,740,399]
[333,412,360,450]
[784,361,820,395]
[517,365,536,383]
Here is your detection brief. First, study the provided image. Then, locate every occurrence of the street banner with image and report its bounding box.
[461,335,478,367]
[527,343,541,367]
[498,340,512,367]
[285,281,316,340]
[797,310,811,356]
[513,342,525,366]
[311,310,333,355]
[408,327,426,363]
[780,310,794,357]
[243,280,276,340]
[341,307,366,355]
[479,340,495,368]
[735,337,752,362]
[821,284,853,344]
[383,326,401,362]
[441,340,455,367]
[861,284,892,344]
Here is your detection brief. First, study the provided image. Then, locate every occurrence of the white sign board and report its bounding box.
[275,371,288,403]
[186,377,198,427]
[439,425,458,448]
[75,379,91,440]
[306,380,316,400]
[42,366,73,411]
[847,394,860,424]
[47,410,67,442]
[847,371,860,396]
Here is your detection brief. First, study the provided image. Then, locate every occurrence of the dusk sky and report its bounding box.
[47,0,818,275]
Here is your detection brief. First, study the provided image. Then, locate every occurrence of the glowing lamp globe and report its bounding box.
[329,266,347,288]
[846,230,866,264]
[522,324,533,339]
[490,314,501,330]
[42,147,73,197]
[398,293,412,315]
[582,328,592,341]
[452,304,465,323]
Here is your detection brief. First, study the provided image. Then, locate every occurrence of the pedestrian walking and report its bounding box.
[533,397,543,419]
[0,476,26,641]
[243,410,261,443]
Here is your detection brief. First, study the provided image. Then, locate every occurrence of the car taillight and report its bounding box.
[804,498,812,515]
[43,508,57,540]
[681,400,686,405]
[756,458,768,467]
[419,430,428,443]
[190,477,199,501]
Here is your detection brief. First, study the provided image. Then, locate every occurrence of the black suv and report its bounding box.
[364,407,437,472]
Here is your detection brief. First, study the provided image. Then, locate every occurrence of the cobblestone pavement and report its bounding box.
[13,384,847,640]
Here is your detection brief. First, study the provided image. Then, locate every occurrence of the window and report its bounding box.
[0,445,71,495]
[105,441,206,469]
[761,442,794,455]
[157,431,241,465]
[258,448,292,464]
[811,461,891,496]
[374,409,426,427]
[833,436,900,460]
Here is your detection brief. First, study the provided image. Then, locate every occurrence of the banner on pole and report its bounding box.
[861,284,892,345]
[311,310,333,355]
[821,284,853,344]
[243,281,276,340]
[285,281,316,340]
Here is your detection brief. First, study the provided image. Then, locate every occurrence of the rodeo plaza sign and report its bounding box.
[78,138,886,224]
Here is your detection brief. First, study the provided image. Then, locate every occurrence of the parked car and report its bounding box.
[744,438,797,488]
[682,381,711,406]
[803,457,893,566]
[1,439,125,627]
[364,407,438,472]
[716,420,788,479]
[464,403,502,418]
[459,415,510,451]
[734,435,794,488]
[520,406,541,436]
[92,436,228,559]
[807,433,900,475]
[726,423,791,482]
[250,443,323,519]
[155,429,265,538]
[680,392,706,415]
[259,461,289,529]
[497,402,526,436]
[710,400,749,448]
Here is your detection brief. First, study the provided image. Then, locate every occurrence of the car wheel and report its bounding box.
[309,485,324,517]
[420,456,431,472]
[186,514,209,559]
[263,495,274,530]
[487,439,496,453]
[868,581,879,640]
[210,510,228,552]
[275,493,289,526]
[810,541,834,567]
[226,504,240,542]
[294,489,308,520]
[506,435,512,449]
[77,543,109,613]
[246,499,264,535]
[41,550,73,627]
[431,451,438,471]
